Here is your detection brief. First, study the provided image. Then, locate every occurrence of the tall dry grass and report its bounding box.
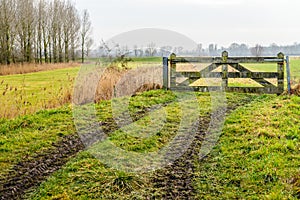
[0,73,74,119]
[1,62,163,118]
[73,65,163,105]
[0,62,79,76]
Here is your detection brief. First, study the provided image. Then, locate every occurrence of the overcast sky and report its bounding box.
[74,0,300,48]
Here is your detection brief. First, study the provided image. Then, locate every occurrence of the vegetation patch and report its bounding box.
[25,91,260,199]
[194,95,300,199]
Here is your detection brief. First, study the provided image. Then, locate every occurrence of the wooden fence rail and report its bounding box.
[163,51,285,94]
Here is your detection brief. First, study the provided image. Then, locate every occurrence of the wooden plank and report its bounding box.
[171,86,222,92]
[171,57,284,64]
[252,78,275,87]
[177,78,192,87]
[171,57,216,63]
[168,52,284,95]
[277,53,285,94]
[163,57,169,89]
[175,72,222,78]
[170,53,177,89]
[200,63,220,74]
[225,87,279,94]
[176,71,278,79]
[190,86,278,94]
[227,72,278,79]
[230,63,251,73]
[286,56,291,95]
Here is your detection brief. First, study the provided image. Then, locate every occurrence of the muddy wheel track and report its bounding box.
[0,97,253,200]
[149,101,253,199]
[0,103,170,200]
[0,134,84,200]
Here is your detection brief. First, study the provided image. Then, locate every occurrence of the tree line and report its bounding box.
[0,0,92,65]
[97,41,300,58]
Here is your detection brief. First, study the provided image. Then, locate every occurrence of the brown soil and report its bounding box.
[0,134,84,200]
[0,101,169,200]
[149,100,254,199]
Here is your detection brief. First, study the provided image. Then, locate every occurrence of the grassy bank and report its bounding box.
[195,95,300,199]
[1,88,299,199]
[0,67,79,118]
[23,91,260,199]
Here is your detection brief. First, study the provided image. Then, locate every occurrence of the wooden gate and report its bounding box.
[163,51,285,94]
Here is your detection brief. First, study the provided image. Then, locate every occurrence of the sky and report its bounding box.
[74,0,300,48]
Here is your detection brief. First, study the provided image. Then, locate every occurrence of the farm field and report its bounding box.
[0,67,80,118]
[0,90,299,199]
[0,57,300,199]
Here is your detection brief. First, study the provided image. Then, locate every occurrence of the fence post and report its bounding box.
[277,52,285,94]
[222,51,228,91]
[163,57,169,89]
[286,55,291,95]
[170,53,177,89]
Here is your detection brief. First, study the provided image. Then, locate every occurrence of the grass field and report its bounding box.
[0,57,299,118]
[195,95,300,199]
[0,57,300,199]
[0,67,80,118]
[0,90,261,199]
[0,90,297,199]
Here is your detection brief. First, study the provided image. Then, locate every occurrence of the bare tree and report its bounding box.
[145,42,156,57]
[0,0,17,64]
[80,9,92,63]
[0,0,91,65]
[251,44,264,57]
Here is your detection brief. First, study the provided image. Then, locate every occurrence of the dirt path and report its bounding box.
[149,102,252,199]
[0,103,170,200]
[0,97,253,199]
[0,134,84,200]
[150,116,210,199]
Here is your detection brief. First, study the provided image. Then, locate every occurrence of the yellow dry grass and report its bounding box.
[0,62,79,76]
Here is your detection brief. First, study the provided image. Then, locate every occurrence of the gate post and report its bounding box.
[170,53,177,89]
[277,52,285,94]
[222,51,228,91]
[286,56,291,95]
[163,57,169,89]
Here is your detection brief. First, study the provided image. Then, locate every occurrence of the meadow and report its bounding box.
[0,57,299,199]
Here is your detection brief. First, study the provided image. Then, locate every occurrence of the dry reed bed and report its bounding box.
[0,62,79,76]
[0,74,74,119]
[73,65,163,105]
[1,64,163,119]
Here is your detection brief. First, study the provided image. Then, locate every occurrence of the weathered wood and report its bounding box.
[199,63,220,74]
[163,57,169,89]
[227,72,278,79]
[167,52,285,94]
[286,56,291,95]
[176,72,278,79]
[193,86,278,94]
[170,57,284,64]
[277,52,285,94]
[170,53,177,89]
[252,78,275,87]
[222,51,228,90]
[230,63,251,73]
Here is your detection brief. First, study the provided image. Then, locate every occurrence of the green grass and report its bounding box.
[25,91,262,199]
[194,95,300,199]
[1,57,299,199]
[0,90,177,184]
[0,107,75,178]
[2,88,299,199]
[0,67,80,118]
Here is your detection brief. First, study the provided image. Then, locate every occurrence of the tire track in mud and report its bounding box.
[149,100,254,199]
[0,134,84,200]
[0,103,170,200]
[0,96,255,199]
